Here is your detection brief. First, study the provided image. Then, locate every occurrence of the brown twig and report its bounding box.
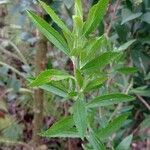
[136,95,150,111]
[105,0,120,37]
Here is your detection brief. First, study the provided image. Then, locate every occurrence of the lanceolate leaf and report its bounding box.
[40,116,79,138]
[88,131,106,150]
[98,114,129,139]
[75,0,83,18]
[81,51,119,71]
[118,40,136,51]
[27,11,70,55]
[130,86,150,97]
[117,67,137,74]
[145,72,150,80]
[87,93,134,108]
[75,69,83,88]
[84,77,107,92]
[41,83,68,98]
[83,0,109,35]
[116,134,133,150]
[82,36,104,64]
[39,0,71,35]
[30,69,73,87]
[73,99,87,138]
[121,8,142,25]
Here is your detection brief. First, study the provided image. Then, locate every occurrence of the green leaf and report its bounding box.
[75,0,83,19]
[87,93,134,108]
[64,0,74,9]
[117,67,137,74]
[98,114,129,139]
[75,69,83,88]
[116,134,133,150]
[73,99,87,138]
[145,72,150,80]
[39,0,71,34]
[73,15,84,35]
[83,0,109,35]
[117,40,136,51]
[141,12,150,24]
[41,83,68,98]
[30,69,73,87]
[84,77,107,92]
[140,115,150,129]
[81,51,120,71]
[63,30,73,50]
[40,116,79,138]
[27,11,70,55]
[130,86,150,97]
[88,130,106,150]
[121,9,142,24]
[82,36,105,64]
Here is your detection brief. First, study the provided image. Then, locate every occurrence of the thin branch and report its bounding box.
[0,45,20,60]
[6,88,33,94]
[0,138,32,150]
[136,95,150,111]
[105,0,120,37]
[8,41,29,66]
[0,39,29,66]
[0,61,26,79]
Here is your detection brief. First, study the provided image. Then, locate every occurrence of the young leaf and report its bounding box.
[40,116,79,138]
[73,15,84,35]
[73,99,87,139]
[83,0,109,35]
[75,0,83,19]
[27,11,70,55]
[87,130,106,150]
[117,40,136,51]
[82,36,104,64]
[117,67,137,74]
[87,93,134,108]
[81,51,119,71]
[116,134,133,150]
[30,69,73,87]
[98,114,129,139]
[75,69,83,88]
[39,0,71,35]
